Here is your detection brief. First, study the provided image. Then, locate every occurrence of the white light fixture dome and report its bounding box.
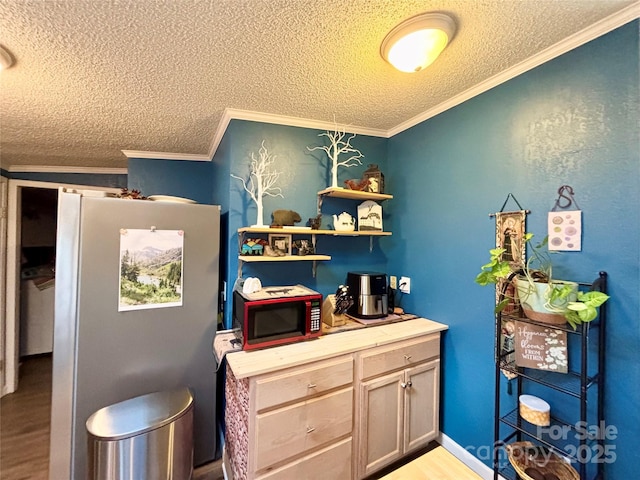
[381,13,456,73]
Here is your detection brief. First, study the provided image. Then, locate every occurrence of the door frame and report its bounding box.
[3,179,120,396]
[0,177,8,394]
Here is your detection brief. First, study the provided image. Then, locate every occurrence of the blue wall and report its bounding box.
[128,158,214,204]
[217,120,388,327]
[211,124,233,319]
[387,21,639,477]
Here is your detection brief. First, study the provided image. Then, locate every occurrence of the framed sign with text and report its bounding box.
[515,321,568,373]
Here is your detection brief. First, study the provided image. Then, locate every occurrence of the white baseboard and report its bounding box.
[437,432,507,480]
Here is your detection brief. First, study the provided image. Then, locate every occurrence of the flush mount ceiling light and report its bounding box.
[0,45,15,70]
[381,12,456,73]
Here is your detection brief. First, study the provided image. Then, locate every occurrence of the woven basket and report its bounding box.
[506,442,579,480]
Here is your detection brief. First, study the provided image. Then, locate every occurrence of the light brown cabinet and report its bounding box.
[224,318,447,480]
[225,355,354,480]
[355,336,440,478]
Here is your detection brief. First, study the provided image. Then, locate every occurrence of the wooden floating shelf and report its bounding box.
[317,187,393,201]
[238,227,391,236]
[237,187,393,277]
[239,255,331,262]
[238,227,313,234]
[316,230,392,236]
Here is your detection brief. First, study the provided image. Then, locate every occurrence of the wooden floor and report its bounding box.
[378,446,482,480]
[1,355,52,480]
[1,356,480,480]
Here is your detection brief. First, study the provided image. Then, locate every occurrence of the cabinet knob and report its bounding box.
[401,381,413,389]
[404,354,412,361]
[306,426,316,434]
[307,383,317,389]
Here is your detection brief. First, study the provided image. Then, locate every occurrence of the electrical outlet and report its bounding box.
[389,275,397,289]
[399,276,411,294]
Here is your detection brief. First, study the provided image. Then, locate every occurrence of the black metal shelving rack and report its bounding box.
[492,271,607,480]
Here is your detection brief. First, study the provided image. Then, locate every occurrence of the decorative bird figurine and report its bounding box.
[344,178,370,191]
[334,285,354,315]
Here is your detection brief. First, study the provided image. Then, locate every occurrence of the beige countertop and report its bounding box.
[226,317,448,379]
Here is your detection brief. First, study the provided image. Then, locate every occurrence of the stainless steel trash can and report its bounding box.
[86,388,194,480]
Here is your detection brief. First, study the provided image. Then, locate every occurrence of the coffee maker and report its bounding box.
[346,271,388,319]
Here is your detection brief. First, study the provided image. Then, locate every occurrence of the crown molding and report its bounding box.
[129,108,389,163]
[225,108,387,137]
[206,108,235,160]
[207,108,388,159]
[121,150,210,161]
[7,177,122,193]
[388,2,640,137]
[8,165,128,174]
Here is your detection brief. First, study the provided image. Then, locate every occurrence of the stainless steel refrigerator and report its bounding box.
[50,191,220,479]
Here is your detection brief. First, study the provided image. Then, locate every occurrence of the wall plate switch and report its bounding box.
[399,277,410,294]
[389,275,397,289]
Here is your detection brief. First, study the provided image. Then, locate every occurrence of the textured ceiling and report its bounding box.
[0,0,638,170]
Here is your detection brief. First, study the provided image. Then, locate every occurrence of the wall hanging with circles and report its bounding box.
[548,185,582,251]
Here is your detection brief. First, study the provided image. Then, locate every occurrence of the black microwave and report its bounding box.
[233,285,322,351]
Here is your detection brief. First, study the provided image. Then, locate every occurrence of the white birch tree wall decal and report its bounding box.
[231,140,284,227]
[308,121,364,188]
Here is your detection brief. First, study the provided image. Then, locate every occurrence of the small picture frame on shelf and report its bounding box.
[357,200,383,231]
[268,233,292,255]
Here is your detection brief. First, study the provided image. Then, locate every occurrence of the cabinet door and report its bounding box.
[404,359,440,454]
[358,370,404,478]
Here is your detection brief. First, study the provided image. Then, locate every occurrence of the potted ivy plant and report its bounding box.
[475,233,609,329]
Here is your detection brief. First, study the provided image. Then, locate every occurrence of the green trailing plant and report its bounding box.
[475,233,609,328]
[474,245,517,314]
[565,291,610,329]
[476,233,549,285]
[475,247,513,287]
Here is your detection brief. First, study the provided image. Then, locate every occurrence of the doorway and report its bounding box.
[3,180,120,397]
[19,187,57,358]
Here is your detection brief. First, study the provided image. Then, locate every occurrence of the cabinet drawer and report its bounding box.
[254,356,353,411]
[359,334,439,380]
[256,437,352,480]
[254,387,353,471]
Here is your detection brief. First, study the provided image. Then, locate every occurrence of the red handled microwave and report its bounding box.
[233,284,322,351]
